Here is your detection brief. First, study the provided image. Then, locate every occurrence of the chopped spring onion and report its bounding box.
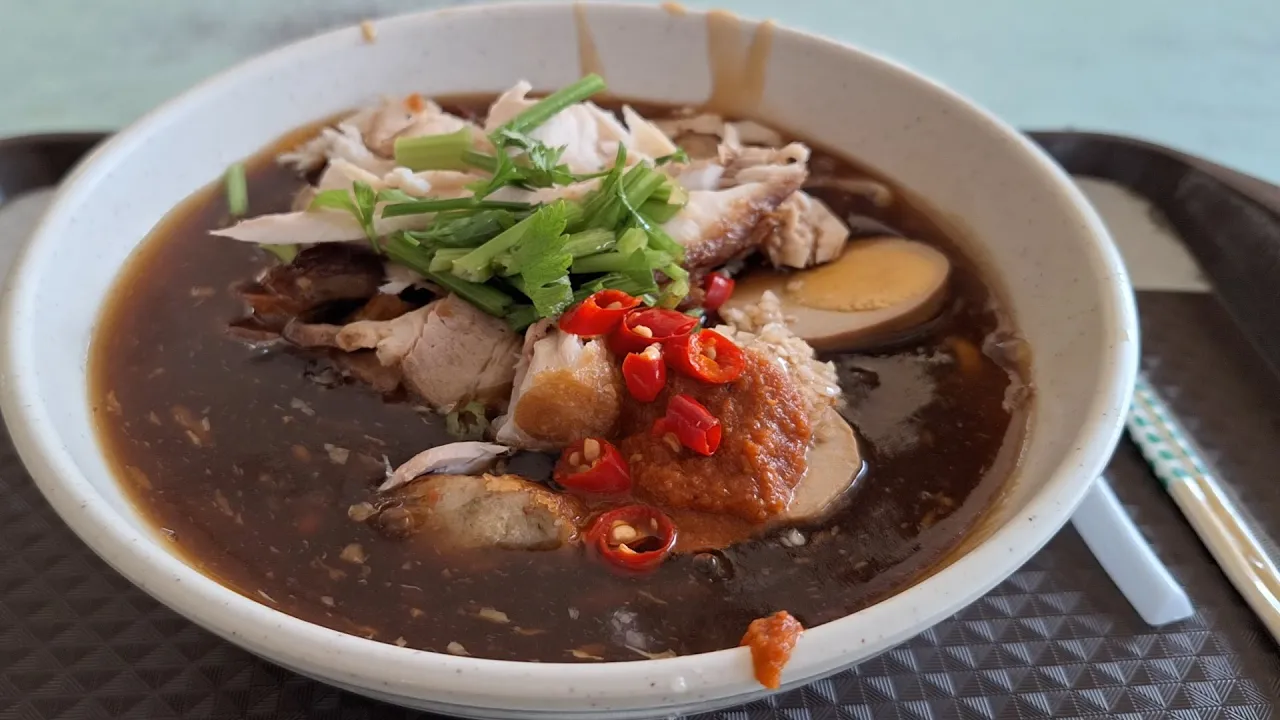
[429,248,470,273]
[451,201,569,283]
[225,163,248,217]
[561,228,616,257]
[408,209,524,249]
[657,263,690,308]
[504,305,539,331]
[393,127,474,171]
[383,233,513,316]
[615,227,648,255]
[570,248,669,275]
[381,197,531,218]
[497,74,606,137]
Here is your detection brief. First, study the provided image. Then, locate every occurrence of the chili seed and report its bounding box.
[605,302,623,310]
[611,523,638,544]
[634,325,654,338]
[705,346,717,360]
[569,452,582,466]
[583,439,600,462]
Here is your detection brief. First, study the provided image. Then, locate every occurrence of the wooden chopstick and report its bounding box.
[1126,373,1280,640]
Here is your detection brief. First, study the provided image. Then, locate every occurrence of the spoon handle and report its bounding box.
[1072,476,1194,626]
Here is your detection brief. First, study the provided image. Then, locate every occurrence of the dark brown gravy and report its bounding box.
[89,98,1028,662]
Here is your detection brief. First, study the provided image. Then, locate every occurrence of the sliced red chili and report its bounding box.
[607,307,698,355]
[665,329,745,384]
[701,273,735,312]
[585,505,677,573]
[553,438,631,494]
[558,290,642,337]
[651,393,722,456]
[621,345,667,402]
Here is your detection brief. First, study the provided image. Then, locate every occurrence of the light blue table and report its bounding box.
[2,0,1277,182]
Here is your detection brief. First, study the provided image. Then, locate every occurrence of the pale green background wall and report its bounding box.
[2,0,1277,181]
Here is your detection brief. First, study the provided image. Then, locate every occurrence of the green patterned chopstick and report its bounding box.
[1125,373,1280,640]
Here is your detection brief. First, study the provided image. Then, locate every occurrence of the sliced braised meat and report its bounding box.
[401,296,520,411]
[261,245,384,307]
[662,166,806,272]
[325,350,404,394]
[235,245,384,331]
[654,113,785,149]
[283,295,520,412]
[278,93,486,173]
[761,191,851,269]
[367,474,583,550]
[360,94,487,158]
[380,441,513,492]
[493,325,623,451]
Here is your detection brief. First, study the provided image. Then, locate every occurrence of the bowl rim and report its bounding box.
[0,1,1138,710]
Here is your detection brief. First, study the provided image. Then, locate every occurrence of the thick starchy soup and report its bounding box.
[89,77,1029,686]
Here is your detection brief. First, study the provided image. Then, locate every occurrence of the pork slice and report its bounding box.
[283,295,519,411]
[278,122,395,176]
[368,474,582,551]
[762,191,851,269]
[282,304,428,366]
[662,166,807,271]
[362,94,487,158]
[493,328,623,451]
[399,295,521,411]
[617,105,679,160]
[654,113,785,148]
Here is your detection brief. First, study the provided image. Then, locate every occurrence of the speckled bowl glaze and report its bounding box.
[0,3,1137,718]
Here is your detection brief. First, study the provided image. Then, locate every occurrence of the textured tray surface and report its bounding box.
[3,137,1280,718]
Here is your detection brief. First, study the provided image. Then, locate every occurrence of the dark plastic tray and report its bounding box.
[1,131,1278,719]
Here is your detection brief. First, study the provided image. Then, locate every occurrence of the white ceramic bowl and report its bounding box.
[0,3,1137,718]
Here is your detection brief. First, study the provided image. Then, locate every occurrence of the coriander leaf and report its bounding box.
[451,201,567,282]
[376,188,418,204]
[309,185,378,248]
[309,188,358,214]
[468,149,524,198]
[508,201,574,317]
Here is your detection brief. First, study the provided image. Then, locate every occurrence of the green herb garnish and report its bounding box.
[260,244,299,263]
[393,127,474,171]
[225,163,248,217]
[498,74,606,136]
[655,148,690,166]
[311,181,379,249]
[445,401,490,440]
[303,75,697,323]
